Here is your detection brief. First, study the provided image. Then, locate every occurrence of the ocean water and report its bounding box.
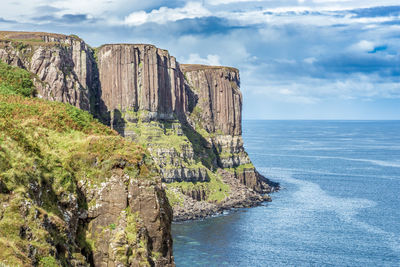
[172,120,400,266]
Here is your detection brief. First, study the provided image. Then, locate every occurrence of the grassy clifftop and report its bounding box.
[0,62,157,266]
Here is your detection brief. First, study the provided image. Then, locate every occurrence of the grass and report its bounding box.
[165,188,184,207]
[225,163,255,174]
[235,163,254,172]
[0,63,156,265]
[0,31,74,49]
[0,60,36,97]
[166,170,230,205]
[39,256,58,267]
[123,111,190,154]
[180,64,238,73]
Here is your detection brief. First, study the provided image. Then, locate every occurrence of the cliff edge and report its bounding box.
[0,60,173,266]
[0,30,278,265]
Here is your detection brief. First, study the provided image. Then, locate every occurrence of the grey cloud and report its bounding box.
[31,14,98,24]
[35,5,62,14]
[0,17,16,23]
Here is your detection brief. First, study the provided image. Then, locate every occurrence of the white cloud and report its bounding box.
[249,73,400,104]
[206,0,264,5]
[220,8,397,28]
[304,57,317,64]
[185,54,222,66]
[312,0,352,3]
[124,2,210,26]
[279,88,294,95]
[275,58,296,64]
[350,40,375,52]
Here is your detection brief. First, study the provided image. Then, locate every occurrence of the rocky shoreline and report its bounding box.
[172,170,279,221]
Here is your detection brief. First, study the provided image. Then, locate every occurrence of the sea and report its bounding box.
[172,120,400,266]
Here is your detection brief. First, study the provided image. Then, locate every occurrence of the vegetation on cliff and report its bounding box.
[0,31,276,257]
[0,61,36,97]
[0,62,165,266]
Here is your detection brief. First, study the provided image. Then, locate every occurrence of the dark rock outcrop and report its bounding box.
[83,172,174,266]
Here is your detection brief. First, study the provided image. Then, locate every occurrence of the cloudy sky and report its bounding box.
[0,0,399,119]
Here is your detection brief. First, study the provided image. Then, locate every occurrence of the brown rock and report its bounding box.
[85,173,174,267]
[0,31,95,110]
[97,44,187,121]
[181,64,242,136]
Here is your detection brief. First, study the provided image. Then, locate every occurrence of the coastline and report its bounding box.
[172,170,279,221]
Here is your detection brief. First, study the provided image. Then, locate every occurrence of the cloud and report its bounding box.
[304,57,317,64]
[61,14,92,23]
[0,17,16,23]
[249,73,400,104]
[35,5,61,14]
[369,45,388,53]
[185,54,222,66]
[206,0,264,5]
[32,13,96,24]
[275,58,296,64]
[350,40,375,52]
[124,2,211,26]
[350,5,400,18]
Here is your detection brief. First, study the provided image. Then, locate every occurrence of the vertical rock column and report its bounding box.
[182,64,274,193]
[96,44,187,126]
[181,65,242,135]
[181,64,250,168]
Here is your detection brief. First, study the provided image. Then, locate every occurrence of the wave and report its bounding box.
[262,167,397,180]
[260,168,400,254]
[255,153,400,168]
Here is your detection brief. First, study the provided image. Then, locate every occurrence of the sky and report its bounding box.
[0,0,399,120]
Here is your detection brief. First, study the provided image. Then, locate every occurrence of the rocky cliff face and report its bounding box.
[181,65,250,168]
[0,31,278,249]
[0,88,174,266]
[181,64,242,136]
[82,171,173,267]
[0,31,95,111]
[0,32,175,266]
[97,44,187,123]
[181,64,275,194]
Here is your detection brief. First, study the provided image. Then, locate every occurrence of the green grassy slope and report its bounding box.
[0,62,154,266]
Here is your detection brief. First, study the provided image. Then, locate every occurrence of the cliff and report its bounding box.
[0,60,173,266]
[181,64,273,193]
[0,31,278,265]
[96,44,187,122]
[93,45,278,219]
[0,31,95,111]
[181,64,241,136]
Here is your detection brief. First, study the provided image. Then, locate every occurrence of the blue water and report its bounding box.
[172,121,400,266]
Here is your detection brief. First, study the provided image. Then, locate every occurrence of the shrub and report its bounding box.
[0,61,35,97]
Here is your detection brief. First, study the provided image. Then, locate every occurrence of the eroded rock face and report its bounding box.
[97,44,187,122]
[181,64,271,189]
[83,172,174,267]
[160,168,209,183]
[0,32,95,110]
[181,64,242,136]
[0,31,278,227]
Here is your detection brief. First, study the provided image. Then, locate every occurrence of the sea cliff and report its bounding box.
[0,31,278,266]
